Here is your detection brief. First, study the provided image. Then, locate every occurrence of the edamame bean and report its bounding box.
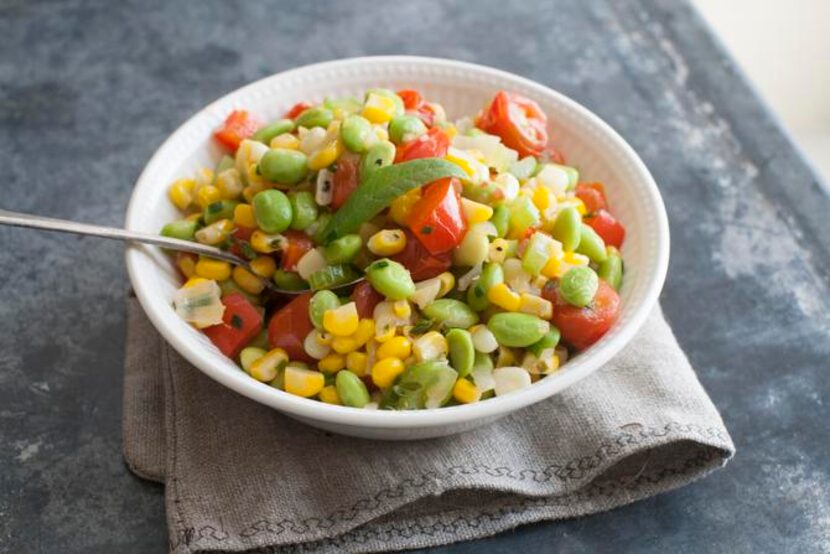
[528,329,561,357]
[252,189,292,233]
[462,181,501,205]
[490,204,510,238]
[160,219,198,241]
[259,148,308,185]
[273,269,309,291]
[359,141,396,181]
[551,206,581,251]
[336,369,370,408]
[467,262,504,311]
[289,191,318,231]
[446,329,475,377]
[559,266,599,307]
[575,224,608,263]
[340,115,374,153]
[365,258,415,300]
[294,107,333,129]
[309,290,341,330]
[324,96,362,114]
[487,313,550,347]
[252,119,294,144]
[203,200,237,225]
[323,234,362,265]
[388,115,427,144]
[423,299,480,329]
[312,212,333,245]
[389,361,456,409]
[597,246,623,291]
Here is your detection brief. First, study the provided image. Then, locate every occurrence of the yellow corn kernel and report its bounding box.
[413,331,448,362]
[436,272,456,297]
[389,188,422,226]
[183,276,209,288]
[541,255,562,279]
[323,302,359,337]
[215,168,243,200]
[168,178,195,211]
[195,219,234,246]
[250,348,288,382]
[374,325,396,343]
[487,283,521,312]
[318,353,346,374]
[242,182,269,204]
[352,319,375,347]
[284,366,325,398]
[249,256,277,279]
[318,384,341,404]
[194,167,214,189]
[532,186,553,211]
[496,346,518,367]
[562,251,590,266]
[574,198,587,215]
[331,336,360,354]
[186,212,203,222]
[270,133,300,150]
[362,93,397,123]
[460,198,494,225]
[367,229,407,256]
[233,203,257,229]
[177,254,197,278]
[233,266,266,295]
[443,123,458,140]
[445,151,477,177]
[317,331,333,345]
[452,378,481,404]
[195,184,221,210]
[308,141,343,170]
[195,258,232,281]
[250,230,285,254]
[346,351,368,376]
[376,336,412,360]
[371,357,405,389]
[392,299,411,319]
[518,293,554,319]
[374,126,389,142]
[488,238,510,264]
[532,275,549,291]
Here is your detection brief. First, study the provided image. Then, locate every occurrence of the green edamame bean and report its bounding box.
[575,224,608,263]
[597,246,623,291]
[467,262,504,311]
[559,266,599,307]
[324,96,362,114]
[365,258,415,300]
[336,370,370,408]
[388,115,427,144]
[528,329,561,357]
[213,154,235,177]
[323,234,362,265]
[508,156,538,181]
[251,119,294,144]
[365,88,404,116]
[312,212,333,245]
[294,107,333,129]
[390,361,456,409]
[203,200,237,225]
[273,270,308,291]
[160,219,198,241]
[252,189,292,233]
[551,206,581,251]
[462,181,501,205]
[259,148,308,185]
[309,290,340,330]
[359,141,396,181]
[487,313,550,347]
[472,351,493,374]
[340,115,374,153]
[289,191,318,231]
[490,204,510,238]
[423,299,480,329]
[446,329,475,377]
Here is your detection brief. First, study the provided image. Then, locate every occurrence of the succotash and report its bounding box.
[165,89,627,410]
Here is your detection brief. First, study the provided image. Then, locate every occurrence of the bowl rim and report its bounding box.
[125,55,669,430]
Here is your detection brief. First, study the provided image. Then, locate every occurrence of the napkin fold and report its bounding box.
[123,298,734,553]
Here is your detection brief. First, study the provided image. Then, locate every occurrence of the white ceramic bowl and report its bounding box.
[125,56,669,440]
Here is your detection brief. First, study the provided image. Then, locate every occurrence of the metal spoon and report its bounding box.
[0,208,363,294]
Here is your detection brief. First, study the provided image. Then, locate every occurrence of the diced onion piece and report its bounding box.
[410,278,442,310]
[304,330,332,360]
[471,326,499,353]
[453,222,495,268]
[315,168,334,206]
[299,126,327,154]
[424,365,459,409]
[173,279,225,328]
[471,363,495,393]
[493,366,532,396]
[536,164,570,195]
[235,139,269,177]
[452,134,519,172]
[296,247,327,280]
[493,173,520,201]
[457,262,483,292]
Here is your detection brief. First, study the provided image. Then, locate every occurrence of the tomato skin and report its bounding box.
[406,177,468,255]
[285,101,312,120]
[280,230,314,271]
[351,280,383,319]
[397,89,422,110]
[267,292,315,363]
[396,127,450,162]
[545,280,621,350]
[233,225,255,242]
[331,157,359,211]
[543,144,566,165]
[575,183,608,214]
[214,110,260,152]
[391,229,453,281]
[475,91,548,158]
[203,292,264,358]
[584,209,625,248]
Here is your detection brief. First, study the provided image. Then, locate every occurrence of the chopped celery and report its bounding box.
[521,232,556,276]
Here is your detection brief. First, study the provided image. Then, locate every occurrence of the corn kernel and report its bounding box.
[308,141,343,170]
[371,357,405,389]
[195,184,221,210]
[216,168,243,200]
[195,219,234,246]
[562,251,590,266]
[233,203,257,229]
[374,325,396,343]
[413,331,448,362]
[496,346,518,367]
[437,272,456,297]
[250,348,288,382]
[318,384,341,404]
[195,257,232,281]
[318,353,346,374]
[323,302,360,337]
[284,366,325,397]
[389,188,421,226]
[443,123,457,139]
[376,336,412,360]
[194,167,214,189]
[518,293,553,319]
[489,238,510,264]
[232,266,266,295]
[532,186,553,211]
[270,133,301,150]
[249,256,276,279]
[460,198,494,224]
[331,336,360,354]
[367,229,407,256]
[242,182,270,203]
[574,198,587,215]
[362,93,397,123]
[346,351,369,376]
[183,276,209,288]
[250,231,286,253]
[317,331,333,345]
[487,283,521,311]
[177,253,197,278]
[168,178,195,211]
[392,300,411,319]
[452,378,481,404]
[352,319,375,347]
[541,255,562,279]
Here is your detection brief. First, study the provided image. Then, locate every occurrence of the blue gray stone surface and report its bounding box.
[1,0,828,552]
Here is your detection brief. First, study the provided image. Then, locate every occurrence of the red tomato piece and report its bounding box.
[331,157,360,211]
[396,127,450,162]
[267,292,315,363]
[280,230,314,271]
[584,209,626,248]
[203,293,264,358]
[214,110,260,152]
[543,144,566,165]
[285,101,312,120]
[351,280,383,319]
[233,225,255,242]
[475,91,548,158]
[390,229,453,281]
[397,89,422,110]
[406,177,468,255]
[575,183,608,214]
[545,280,621,350]
[413,105,436,128]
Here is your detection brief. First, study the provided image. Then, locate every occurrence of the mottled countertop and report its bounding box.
[1,0,828,552]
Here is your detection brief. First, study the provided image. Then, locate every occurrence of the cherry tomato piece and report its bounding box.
[280,230,314,271]
[584,209,626,248]
[575,183,608,214]
[390,229,453,281]
[331,157,360,211]
[475,91,548,158]
[285,101,312,120]
[203,292,264,358]
[397,89,422,110]
[395,127,450,162]
[544,280,621,350]
[406,177,468,255]
[267,292,315,363]
[351,280,383,319]
[214,110,260,152]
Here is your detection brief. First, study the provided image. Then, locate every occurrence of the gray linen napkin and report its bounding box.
[122,297,734,553]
